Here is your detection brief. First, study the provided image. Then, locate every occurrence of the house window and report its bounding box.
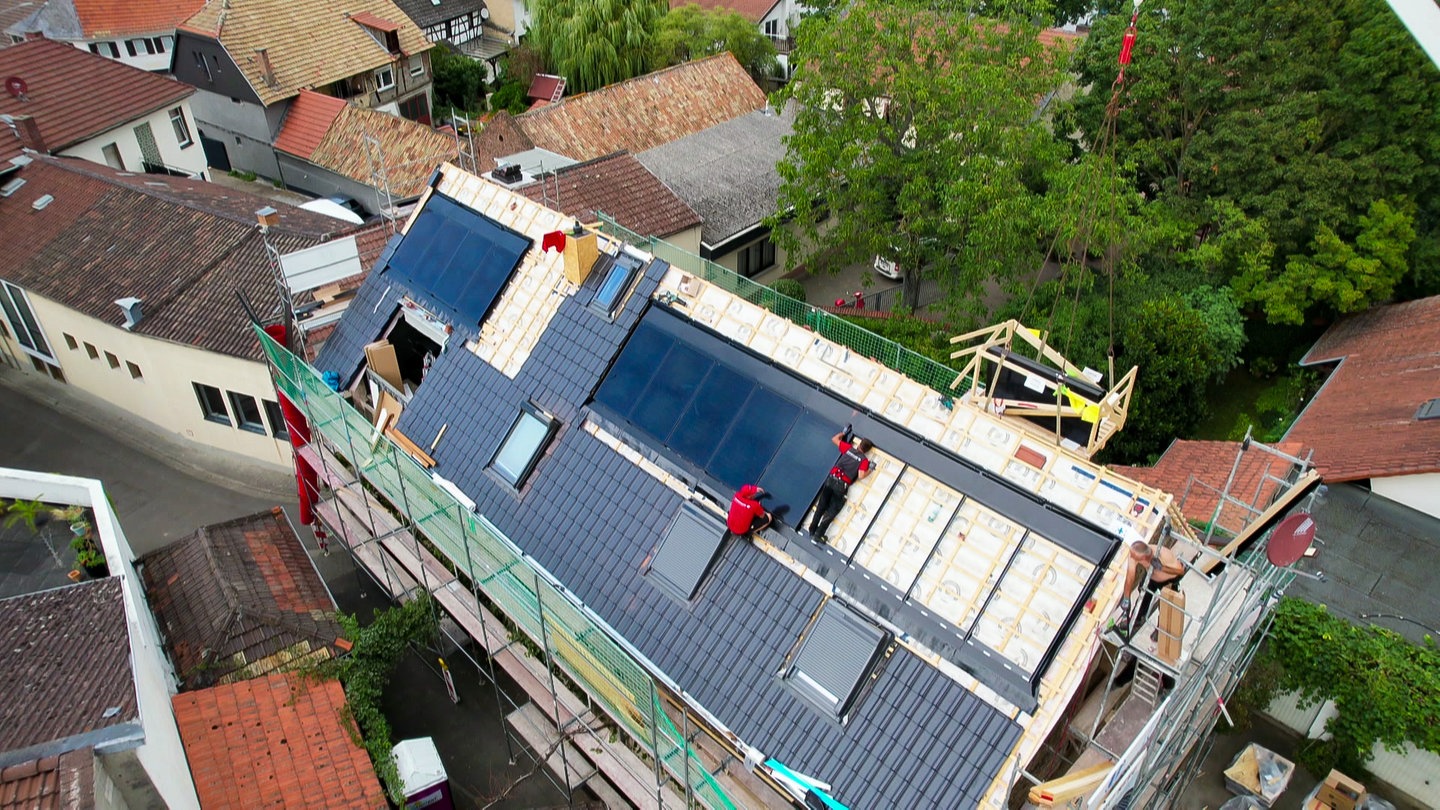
[84,342,98,359]
[0,281,55,361]
[89,41,120,58]
[193,50,213,81]
[105,351,120,369]
[169,107,193,148]
[127,361,142,379]
[101,143,125,171]
[227,391,266,434]
[398,93,429,122]
[63,333,78,351]
[375,66,395,92]
[384,30,400,54]
[194,383,230,425]
[490,405,558,488]
[409,56,425,77]
[764,19,780,37]
[736,236,776,278]
[263,399,288,439]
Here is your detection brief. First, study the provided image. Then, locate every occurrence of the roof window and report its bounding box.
[490,404,557,489]
[781,601,890,723]
[1417,398,1440,421]
[589,253,643,319]
[645,503,728,602]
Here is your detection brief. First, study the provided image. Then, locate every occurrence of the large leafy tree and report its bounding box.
[772,0,1070,318]
[525,0,666,93]
[1063,0,1440,322]
[651,4,777,79]
[430,43,489,115]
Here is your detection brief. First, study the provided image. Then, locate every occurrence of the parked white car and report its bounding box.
[872,254,903,280]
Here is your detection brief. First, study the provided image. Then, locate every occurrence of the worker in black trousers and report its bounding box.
[803,425,873,543]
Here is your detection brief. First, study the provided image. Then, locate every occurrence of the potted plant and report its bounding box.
[56,505,90,538]
[3,498,52,532]
[70,534,108,578]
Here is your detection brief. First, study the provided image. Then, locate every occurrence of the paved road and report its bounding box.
[0,368,578,808]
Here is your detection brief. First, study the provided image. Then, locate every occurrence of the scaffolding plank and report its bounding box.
[506,702,600,790]
[314,500,420,599]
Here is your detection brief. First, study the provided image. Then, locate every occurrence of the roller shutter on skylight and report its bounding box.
[783,601,889,722]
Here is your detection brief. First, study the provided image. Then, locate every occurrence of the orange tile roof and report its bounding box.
[73,0,206,37]
[668,0,780,23]
[276,90,456,199]
[1285,295,1440,482]
[273,89,346,157]
[180,0,432,106]
[173,673,386,810]
[349,10,398,31]
[1112,439,1306,533]
[0,39,193,153]
[0,751,94,810]
[514,52,766,162]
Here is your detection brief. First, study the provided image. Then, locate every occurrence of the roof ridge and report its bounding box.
[551,149,631,173]
[517,53,743,119]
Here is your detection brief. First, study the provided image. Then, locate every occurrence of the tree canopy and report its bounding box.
[1062,0,1440,324]
[772,0,1070,318]
[651,4,778,79]
[524,0,667,93]
[430,43,489,116]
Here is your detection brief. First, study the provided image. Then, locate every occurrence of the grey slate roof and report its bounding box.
[389,0,486,31]
[318,219,1022,806]
[636,104,794,249]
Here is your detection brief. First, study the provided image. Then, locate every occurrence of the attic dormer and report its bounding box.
[348,11,403,56]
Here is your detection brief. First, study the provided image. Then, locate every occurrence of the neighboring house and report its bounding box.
[512,52,766,162]
[274,89,459,214]
[0,155,357,469]
[0,39,206,177]
[1112,439,1309,536]
[292,162,1183,809]
[391,0,488,47]
[1283,295,1440,518]
[0,0,39,47]
[137,508,346,691]
[515,151,703,254]
[172,673,386,809]
[671,0,810,76]
[171,0,434,179]
[638,104,793,281]
[0,467,202,809]
[6,0,203,71]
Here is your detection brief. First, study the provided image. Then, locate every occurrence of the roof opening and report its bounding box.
[1417,398,1440,421]
[31,193,52,210]
[0,177,24,197]
[782,600,890,723]
[645,503,729,602]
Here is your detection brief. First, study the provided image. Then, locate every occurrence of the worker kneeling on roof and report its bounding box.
[728,484,772,536]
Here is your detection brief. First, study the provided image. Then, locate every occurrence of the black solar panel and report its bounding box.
[787,601,889,719]
[381,193,531,328]
[647,502,729,601]
[594,318,835,518]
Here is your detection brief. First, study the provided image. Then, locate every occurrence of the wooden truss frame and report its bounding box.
[948,319,1136,457]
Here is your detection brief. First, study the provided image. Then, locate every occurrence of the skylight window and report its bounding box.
[1417,398,1440,421]
[782,601,890,722]
[589,253,643,319]
[491,404,557,488]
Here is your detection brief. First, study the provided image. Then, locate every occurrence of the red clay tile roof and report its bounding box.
[273,90,347,157]
[72,0,206,37]
[0,39,193,153]
[349,10,399,31]
[669,0,780,23]
[1284,296,1440,482]
[526,73,565,102]
[139,508,344,690]
[181,0,432,106]
[517,151,700,239]
[277,90,457,199]
[471,110,533,170]
[173,673,386,810]
[0,155,356,361]
[0,750,94,810]
[1112,439,1307,534]
[514,53,766,162]
[0,578,138,755]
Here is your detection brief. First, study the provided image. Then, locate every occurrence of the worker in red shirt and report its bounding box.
[804,425,873,543]
[727,484,772,535]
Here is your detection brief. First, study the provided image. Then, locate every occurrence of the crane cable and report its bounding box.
[1017,0,1144,374]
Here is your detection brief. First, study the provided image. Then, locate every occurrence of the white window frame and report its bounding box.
[169,106,193,148]
[0,281,55,362]
[490,405,558,488]
[375,66,395,92]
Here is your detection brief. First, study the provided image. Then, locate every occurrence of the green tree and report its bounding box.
[773,0,1069,317]
[651,5,778,79]
[1062,0,1440,323]
[525,0,666,93]
[430,43,489,115]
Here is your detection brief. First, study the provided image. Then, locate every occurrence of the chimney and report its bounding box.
[115,297,143,330]
[9,115,44,151]
[255,48,277,87]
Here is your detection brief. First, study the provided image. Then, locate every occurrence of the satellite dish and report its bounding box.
[1266,512,1317,567]
[5,76,27,99]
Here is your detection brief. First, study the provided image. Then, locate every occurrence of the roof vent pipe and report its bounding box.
[115,297,142,330]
